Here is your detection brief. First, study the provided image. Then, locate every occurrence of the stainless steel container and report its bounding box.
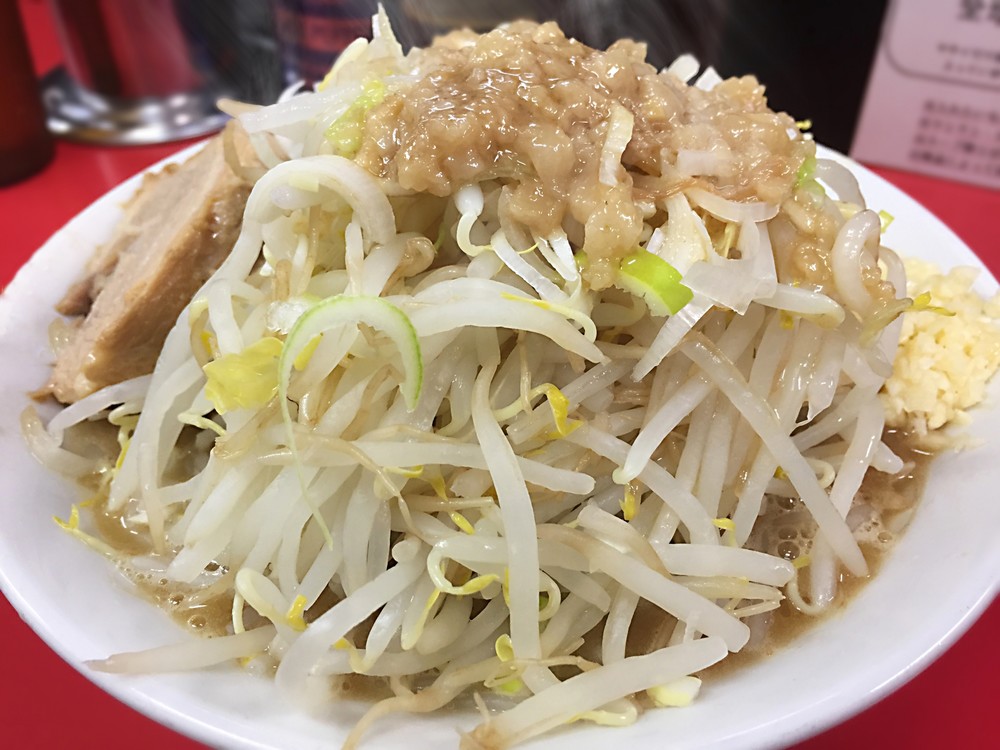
[43,0,283,145]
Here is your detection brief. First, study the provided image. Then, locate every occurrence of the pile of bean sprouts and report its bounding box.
[28,12,913,750]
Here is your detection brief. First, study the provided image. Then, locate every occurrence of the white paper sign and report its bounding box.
[851,0,1000,189]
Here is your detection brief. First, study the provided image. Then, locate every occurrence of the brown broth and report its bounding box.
[96,516,235,638]
[63,417,234,635]
[91,504,154,557]
[700,429,934,678]
[118,563,235,638]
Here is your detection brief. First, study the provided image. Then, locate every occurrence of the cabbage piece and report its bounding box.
[659,193,712,273]
[325,79,387,157]
[599,104,634,186]
[203,337,284,414]
[796,155,817,187]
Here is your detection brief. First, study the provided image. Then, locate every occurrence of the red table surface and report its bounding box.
[2,2,998,748]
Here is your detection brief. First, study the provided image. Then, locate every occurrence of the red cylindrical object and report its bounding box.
[273,0,376,84]
[0,0,54,186]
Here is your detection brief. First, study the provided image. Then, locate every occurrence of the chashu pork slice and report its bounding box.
[49,123,260,403]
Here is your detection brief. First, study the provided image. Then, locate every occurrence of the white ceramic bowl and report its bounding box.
[0,145,997,750]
